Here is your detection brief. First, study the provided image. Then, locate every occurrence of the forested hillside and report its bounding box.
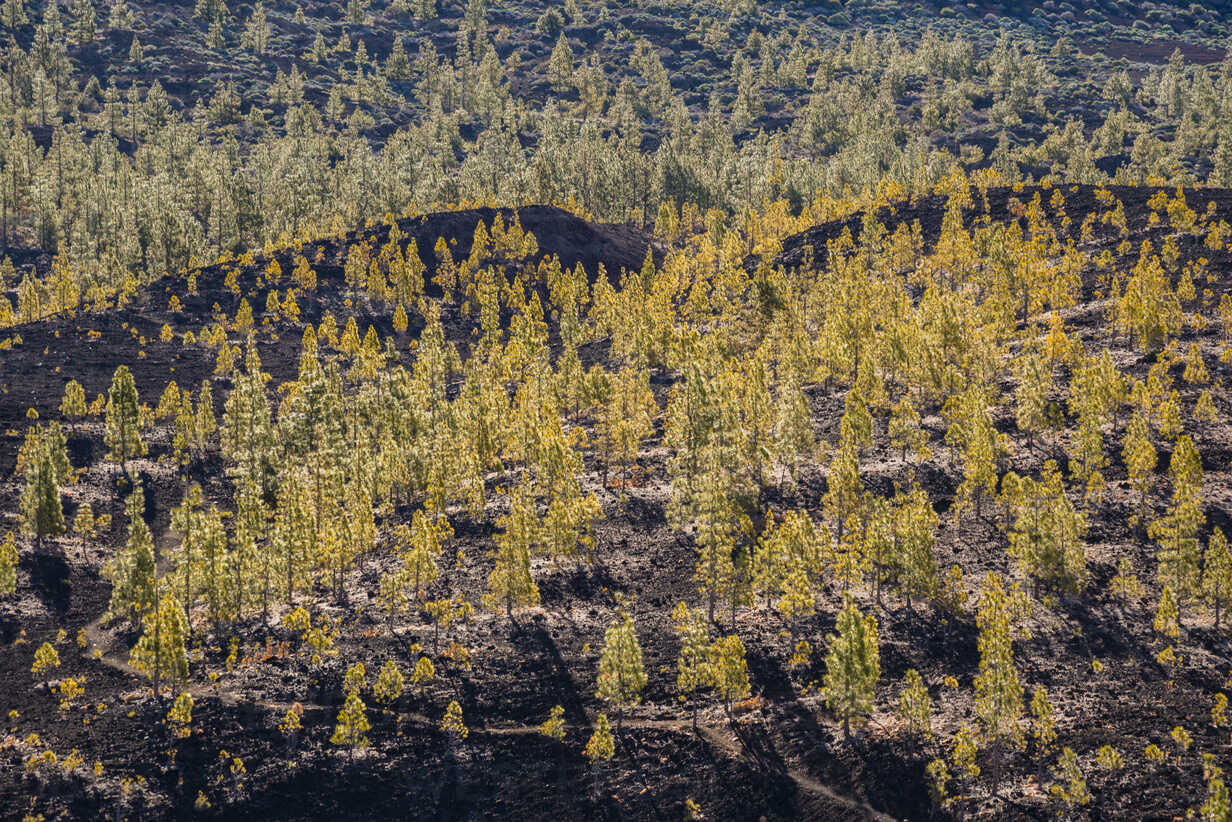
[2,1,1232,820]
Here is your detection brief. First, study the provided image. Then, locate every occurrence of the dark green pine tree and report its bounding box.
[279,331,346,541]
[822,595,881,742]
[105,365,146,475]
[106,485,156,627]
[18,427,66,548]
[220,336,275,496]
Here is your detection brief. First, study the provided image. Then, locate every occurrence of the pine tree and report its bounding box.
[1157,390,1184,441]
[753,509,823,619]
[709,633,750,712]
[0,532,17,595]
[772,380,815,488]
[1204,529,1232,632]
[1110,556,1145,607]
[2,0,27,29]
[170,484,204,633]
[229,481,264,622]
[692,451,744,625]
[543,482,602,563]
[672,601,713,727]
[822,596,880,741]
[951,723,981,784]
[974,573,1024,793]
[73,503,95,539]
[59,380,86,429]
[330,692,370,758]
[131,592,190,698]
[595,609,647,732]
[1122,411,1156,522]
[273,470,313,606]
[403,507,451,598]
[539,704,566,741]
[386,39,411,80]
[411,655,435,698]
[486,490,540,620]
[167,692,194,740]
[823,440,865,587]
[536,7,563,36]
[889,394,930,464]
[1013,352,1054,450]
[220,337,274,496]
[895,489,940,611]
[1049,748,1092,808]
[862,495,898,607]
[598,366,656,488]
[548,33,574,90]
[40,2,64,50]
[40,423,73,487]
[1199,753,1231,822]
[1150,435,1205,604]
[898,668,932,740]
[71,0,95,43]
[241,1,269,54]
[377,567,413,637]
[197,505,231,629]
[441,700,468,742]
[346,0,370,24]
[106,486,156,626]
[31,641,60,682]
[343,661,367,697]
[1003,461,1088,595]
[584,713,615,762]
[1195,391,1219,424]
[421,597,468,654]
[104,365,145,475]
[1182,342,1209,385]
[194,381,217,456]
[944,383,1007,521]
[372,659,404,708]
[1029,685,1057,767]
[1115,243,1182,351]
[18,429,65,547]
[925,758,952,817]
[1154,584,1181,641]
[172,391,195,468]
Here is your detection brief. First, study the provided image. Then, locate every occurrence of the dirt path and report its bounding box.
[82,613,140,678]
[692,723,897,822]
[82,611,896,820]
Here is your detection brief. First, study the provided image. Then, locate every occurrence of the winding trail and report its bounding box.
[82,613,895,821]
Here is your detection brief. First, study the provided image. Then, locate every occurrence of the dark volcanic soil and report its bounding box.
[0,204,658,468]
[1,187,1231,821]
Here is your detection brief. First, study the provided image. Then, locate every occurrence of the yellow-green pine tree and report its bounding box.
[822,595,881,741]
[330,691,370,758]
[595,609,647,732]
[973,573,1023,793]
[104,365,145,474]
[1203,529,1232,631]
[130,591,190,698]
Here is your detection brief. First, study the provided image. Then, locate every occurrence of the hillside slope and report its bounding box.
[0,204,655,465]
[0,183,1230,821]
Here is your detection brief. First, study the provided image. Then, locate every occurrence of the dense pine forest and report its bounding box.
[2,0,1232,819]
